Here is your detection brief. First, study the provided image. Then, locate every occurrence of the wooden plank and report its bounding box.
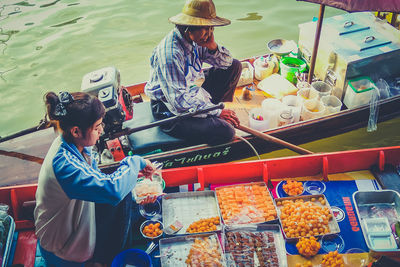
[12,230,37,267]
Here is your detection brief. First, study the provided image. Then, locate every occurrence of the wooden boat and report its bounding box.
[1,72,400,187]
[1,145,400,266]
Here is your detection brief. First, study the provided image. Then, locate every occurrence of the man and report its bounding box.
[144,0,242,146]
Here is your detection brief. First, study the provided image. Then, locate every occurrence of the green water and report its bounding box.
[0,0,398,149]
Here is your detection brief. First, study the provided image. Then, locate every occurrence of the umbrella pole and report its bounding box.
[308,4,325,84]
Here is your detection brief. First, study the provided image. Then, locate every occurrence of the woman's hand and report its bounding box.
[139,159,156,180]
[219,108,240,127]
[139,195,159,205]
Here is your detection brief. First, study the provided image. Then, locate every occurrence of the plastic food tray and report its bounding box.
[2,216,15,267]
[223,224,287,267]
[215,182,278,226]
[162,191,221,235]
[353,190,400,255]
[275,194,340,241]
[158,233,226,267]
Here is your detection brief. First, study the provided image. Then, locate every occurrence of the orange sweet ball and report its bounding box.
[277,198,333,238]
[283,180,304,196]
[321,250,344,267]
[296,236,321,257]
[186,217,220,233]
[142,222,163,238]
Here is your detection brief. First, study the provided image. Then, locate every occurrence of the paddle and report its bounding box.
[235,124,313,155]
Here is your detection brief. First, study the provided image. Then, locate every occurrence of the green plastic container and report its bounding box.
[280,57,306,84]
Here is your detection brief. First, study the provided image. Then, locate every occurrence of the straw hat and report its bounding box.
[169,0,231,27]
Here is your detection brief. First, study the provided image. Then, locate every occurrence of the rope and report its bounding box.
[236,135,261,160]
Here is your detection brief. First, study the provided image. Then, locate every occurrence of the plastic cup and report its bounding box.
[321,234,345,253]
[321,95,342,115]
[282,95,303,122]
[248,108,269,131]
[301,98,325,121]
[261,98,285,129]
[311,81,332,99]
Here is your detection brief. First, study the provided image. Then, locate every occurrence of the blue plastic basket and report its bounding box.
[111,248,152,267]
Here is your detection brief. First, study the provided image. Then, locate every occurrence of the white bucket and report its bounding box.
[261,98,285,129]
[248,108,269,131]
[282,95,303,122]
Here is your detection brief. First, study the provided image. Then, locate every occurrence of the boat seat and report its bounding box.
[123,101,186,155]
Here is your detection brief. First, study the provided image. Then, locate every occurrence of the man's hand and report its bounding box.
[196,29,217,51]
[219,109,240,127]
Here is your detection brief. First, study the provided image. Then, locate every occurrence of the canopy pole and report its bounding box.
[308,4,325,84]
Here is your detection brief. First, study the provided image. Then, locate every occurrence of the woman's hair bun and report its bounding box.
[44,91,61,120]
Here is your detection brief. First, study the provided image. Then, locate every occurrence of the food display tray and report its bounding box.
[275,194,340,241]
[158,233,226,267]
[223,224,287,267]
[162,191,221,235]
[215,182,278,226]
[353,190,400,255]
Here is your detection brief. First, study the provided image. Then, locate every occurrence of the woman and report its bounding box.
[34,91,155,266]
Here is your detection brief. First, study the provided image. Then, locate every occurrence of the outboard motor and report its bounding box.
[81,67,127,136]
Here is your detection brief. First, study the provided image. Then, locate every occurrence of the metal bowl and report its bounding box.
[267,39,296,56]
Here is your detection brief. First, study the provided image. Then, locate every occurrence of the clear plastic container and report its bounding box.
[297,86,318,101]
[343,76,375,109]
[139,200,161,219]
[278,109,294,127]
[304,181,326,195]
[321,234,345,253]
[133,178,163,204]
[301,98,326,121]
[254,56,275,80]
[311,81,332,99]
[344,248,368,267]
[261,98,285,129]
[237,61,254,87]
[363,217,391,234]
[321,95,342,115]
[282,95,303,122]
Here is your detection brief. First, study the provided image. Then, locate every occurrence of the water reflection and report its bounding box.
[51,16,83,27]
[237,12,262,21]
[40,0,61,8]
